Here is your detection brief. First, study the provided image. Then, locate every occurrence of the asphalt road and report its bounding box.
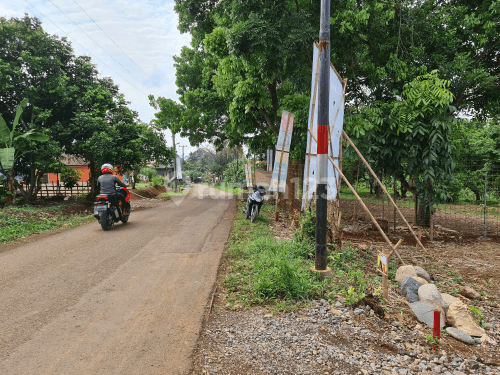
[0,184,236,375]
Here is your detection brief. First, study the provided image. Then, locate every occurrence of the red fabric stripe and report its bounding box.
[317,125,329,154]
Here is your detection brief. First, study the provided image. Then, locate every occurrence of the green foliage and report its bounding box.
[0,205,93,243]
[469,306,485,327]
[0,16,173,202]
[0,98,49,171]
[60,167,83,189]
[297,206,316,241]
[425,334,441,347]
[140,167,157,181]
[150,175,164,187]
[222,158,247,185]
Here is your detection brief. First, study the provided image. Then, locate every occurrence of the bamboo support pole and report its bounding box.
[342,130,426,252]
[330,155,405,265]
[393,175,397,231]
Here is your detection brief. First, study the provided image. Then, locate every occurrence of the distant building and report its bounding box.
[44,154,123,183]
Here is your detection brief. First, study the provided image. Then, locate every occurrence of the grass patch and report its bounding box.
[0,205,93,244]
[222,200,378,310]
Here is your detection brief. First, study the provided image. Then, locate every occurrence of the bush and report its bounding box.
[150,175,164,187]
[222,158,247,185]
[60,167,83,189]
[140,167,157,181]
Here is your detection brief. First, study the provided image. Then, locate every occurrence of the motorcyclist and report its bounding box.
[97,163,130,216]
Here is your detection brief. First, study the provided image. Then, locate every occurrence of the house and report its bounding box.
[44,154,123,184]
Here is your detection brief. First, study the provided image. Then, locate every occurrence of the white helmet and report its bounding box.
[101,163,113,173]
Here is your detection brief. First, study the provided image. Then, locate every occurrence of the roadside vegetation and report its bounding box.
[221,200,384,313]
[0,205,93,244]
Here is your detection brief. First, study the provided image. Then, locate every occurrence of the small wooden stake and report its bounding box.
[383,271,389,299]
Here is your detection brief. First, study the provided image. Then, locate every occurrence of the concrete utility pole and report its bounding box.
[172,132,178,193]
[178,145,187,161]
[314,0,331,275]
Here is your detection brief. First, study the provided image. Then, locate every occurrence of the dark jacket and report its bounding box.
[97,173,126,195]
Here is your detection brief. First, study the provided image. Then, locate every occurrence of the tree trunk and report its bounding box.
[89,158,98,197]
[417,200,430,227]
[6,169,15,206]
[132,170,138,189]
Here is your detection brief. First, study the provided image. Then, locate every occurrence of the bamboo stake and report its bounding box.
[330,155,405,265]
[354,160,361,230]
[393,175,397,232]
[304,53,321,208]
[342,130,426,252]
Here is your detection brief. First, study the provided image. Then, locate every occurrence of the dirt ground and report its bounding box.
[0,184,235,375]
[192,199,500,375]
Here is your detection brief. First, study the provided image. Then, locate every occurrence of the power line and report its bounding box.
[47,0,160,97]
[70,0,170,98]
[24,0,149,97]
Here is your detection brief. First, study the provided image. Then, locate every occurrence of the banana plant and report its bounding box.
[0,98,49,171]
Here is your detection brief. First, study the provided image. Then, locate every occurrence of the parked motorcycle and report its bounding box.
[93,187,130,231]
[244,185,266,223]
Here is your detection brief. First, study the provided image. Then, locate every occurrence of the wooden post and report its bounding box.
[393,175,397,232]
[415,193,418,226]
[330,156,405,265]
[383,269,389,299]
[342,131,426,252]
[353,160,361,229]
[382,175,385,219]
[430,193,434,242]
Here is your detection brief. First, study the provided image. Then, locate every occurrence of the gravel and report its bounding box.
[193,300,500,375]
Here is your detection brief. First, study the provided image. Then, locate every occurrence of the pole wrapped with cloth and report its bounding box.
[314,0,331,275]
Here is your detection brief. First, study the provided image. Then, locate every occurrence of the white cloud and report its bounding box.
[1,0,197,154]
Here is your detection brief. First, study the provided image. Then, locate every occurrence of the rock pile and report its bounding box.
[397,264,491,345]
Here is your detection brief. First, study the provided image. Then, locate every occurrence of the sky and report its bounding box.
[0,0,199,158]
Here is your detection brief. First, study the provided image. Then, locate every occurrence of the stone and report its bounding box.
[410,300,445,328]
[401,276,422,303]
[418,284,446,309]
[445,327,475,345]
[413,276,428,285]
[459,286,481,300]
[396,265,418,283]
[414,266,431,282]
[446,300,486,337]
[441,293,458,313]
[330,308,342,316]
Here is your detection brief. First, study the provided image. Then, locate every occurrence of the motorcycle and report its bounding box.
[244,185,266,223]
[93,187,131,231]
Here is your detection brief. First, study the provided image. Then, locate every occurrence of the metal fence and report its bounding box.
[339,154,500,240]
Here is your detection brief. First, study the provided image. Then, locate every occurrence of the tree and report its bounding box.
[0,15,78,202]
[157,0,319,155]
[347,71,457,224]
[0,98,49,205]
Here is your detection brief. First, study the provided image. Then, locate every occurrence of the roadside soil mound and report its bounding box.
[129,186,167,200]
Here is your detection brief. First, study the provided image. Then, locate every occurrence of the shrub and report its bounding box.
[151,175,164,187]
[60,167,83,189]
[140,167,157,181]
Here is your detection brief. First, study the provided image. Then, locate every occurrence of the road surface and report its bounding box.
[0,184,236,375]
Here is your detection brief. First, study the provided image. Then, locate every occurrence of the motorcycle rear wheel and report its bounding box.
[100,211,112,231]
[121,214,129,223]
[245,204,250,219]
